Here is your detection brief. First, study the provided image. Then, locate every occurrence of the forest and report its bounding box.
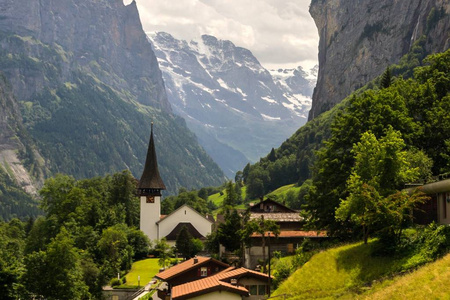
[243,47,450,233]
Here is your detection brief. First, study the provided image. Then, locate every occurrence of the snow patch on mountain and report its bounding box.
[148,32,316,177]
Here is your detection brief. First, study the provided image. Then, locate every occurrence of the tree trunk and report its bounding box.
[363,225,368,244]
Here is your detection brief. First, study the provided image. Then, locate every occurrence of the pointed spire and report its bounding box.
[138,122,166,193]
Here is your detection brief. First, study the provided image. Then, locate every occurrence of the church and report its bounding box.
[137,124,213,244]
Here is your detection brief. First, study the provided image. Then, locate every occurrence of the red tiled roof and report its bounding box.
[172,267,271,299]
[160,215,167,220]
[250,230,327,238]
[172,278,248,299]
[155,256,229,281]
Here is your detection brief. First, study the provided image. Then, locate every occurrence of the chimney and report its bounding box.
[193,256,198,264]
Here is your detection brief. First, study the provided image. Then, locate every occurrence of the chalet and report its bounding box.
[171,267,271,300]
[155,256,231,298]
[248,198,304,231]
[157,257,271,300]
[406,178,450,225]
[245,198,327,268]
[137,124,213,244]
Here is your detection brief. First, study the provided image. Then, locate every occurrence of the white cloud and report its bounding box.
[126,0,318,70]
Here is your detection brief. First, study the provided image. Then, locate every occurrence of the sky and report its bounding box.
[124,0,319,71]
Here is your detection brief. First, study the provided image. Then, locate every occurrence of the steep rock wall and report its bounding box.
[0,0,170,111]
[309,0,449,120]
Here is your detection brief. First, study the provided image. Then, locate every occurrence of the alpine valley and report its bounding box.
[0,0,227,217]
[148,32,316,177]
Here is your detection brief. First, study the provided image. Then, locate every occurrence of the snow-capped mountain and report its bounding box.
[148,32,316,177]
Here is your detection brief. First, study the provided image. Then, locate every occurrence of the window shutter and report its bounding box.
[207,267,211,276]
[197,268,201,277]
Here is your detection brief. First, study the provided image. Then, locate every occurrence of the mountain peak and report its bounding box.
[148,32,315,177]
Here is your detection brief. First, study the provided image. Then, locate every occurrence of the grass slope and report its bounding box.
[267,184,300,201]
[360,253,450,300]
[123,258,160,287]
[273,241,411,299]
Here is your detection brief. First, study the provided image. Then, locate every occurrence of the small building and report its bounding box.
[245,198,327,268]
[171,266,271,300]
[249,199,304,231]
[406,178,450,225]
[155,256,230,298]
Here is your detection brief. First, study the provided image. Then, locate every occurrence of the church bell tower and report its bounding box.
[138,123,166,241]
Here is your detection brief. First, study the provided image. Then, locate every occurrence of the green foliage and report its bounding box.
[217,208,242,252]
[401,224,450,269]
[204,231,220,255]
[0,219,26,299]
[110,278,121,287]
[379,67,392,89]
[0,171,161,298]
[154,238,172,269]
[176,225,194,259]
[23,227,89,300]
[161,189,215,215]
[223,180,239,206]
[242,46,448,232]
[307,50,450,234]
[0,165,41,221]
[359,21,388,43]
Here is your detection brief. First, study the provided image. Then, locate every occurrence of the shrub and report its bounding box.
[110,278,121,287]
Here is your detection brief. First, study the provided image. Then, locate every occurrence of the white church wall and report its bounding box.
[158,205,212,240]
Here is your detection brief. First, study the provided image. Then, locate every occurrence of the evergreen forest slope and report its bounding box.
[0,0,225,207]
[243,47,450,229]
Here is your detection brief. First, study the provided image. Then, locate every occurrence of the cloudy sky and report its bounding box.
[124,0,319,71]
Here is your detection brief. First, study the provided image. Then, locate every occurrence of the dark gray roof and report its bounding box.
[165,222,204,240]
[138,124,166,190]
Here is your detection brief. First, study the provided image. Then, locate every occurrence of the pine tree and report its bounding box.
[379,67,392,89]
[176,225,193,259]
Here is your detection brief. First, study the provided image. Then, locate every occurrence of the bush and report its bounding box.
[397,224,450,270]
[110,278,121,287]
[272,259,292,289]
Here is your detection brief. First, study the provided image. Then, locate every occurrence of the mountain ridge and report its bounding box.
[148,32,315,177]
[0,0,225,198]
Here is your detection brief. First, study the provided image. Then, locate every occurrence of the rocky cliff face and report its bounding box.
[0,0,225,196]
[0,0,169,111]
[309,0,449,120]
[149,32,315,176]
[0,74,43,195]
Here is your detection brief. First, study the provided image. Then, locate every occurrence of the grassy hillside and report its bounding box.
[360,253,450,300]
[272,240,432,299]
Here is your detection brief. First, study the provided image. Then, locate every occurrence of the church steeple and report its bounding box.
[138,122,166,196]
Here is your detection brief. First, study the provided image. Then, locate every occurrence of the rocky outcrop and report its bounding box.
[309,0,449,120]
[0,0,170,111]
[0,74,43,194]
